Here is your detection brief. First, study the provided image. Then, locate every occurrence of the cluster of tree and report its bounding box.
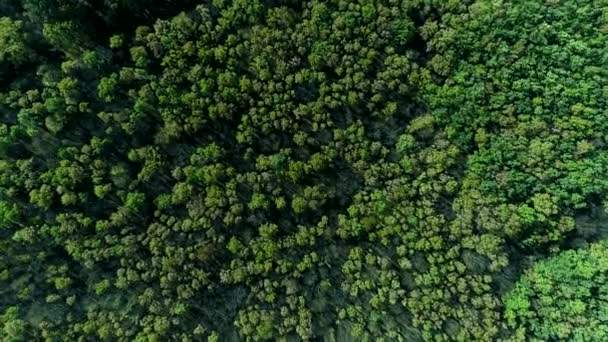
[504,241,608,341]
[0,0,607,341]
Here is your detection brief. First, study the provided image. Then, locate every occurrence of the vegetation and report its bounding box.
[504,241,608,341]
[0,0,607,341]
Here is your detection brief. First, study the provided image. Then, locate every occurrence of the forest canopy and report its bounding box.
[1,0,608,341]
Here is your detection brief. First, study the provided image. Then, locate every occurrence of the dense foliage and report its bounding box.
[504,241,608,341]
[1,0,607,341]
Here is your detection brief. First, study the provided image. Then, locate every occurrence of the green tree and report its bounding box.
[504,241,608,341]
[0,17,32,66]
